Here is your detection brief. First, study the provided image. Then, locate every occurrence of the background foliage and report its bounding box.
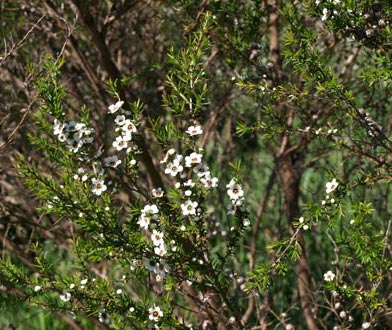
[0,1,391,329]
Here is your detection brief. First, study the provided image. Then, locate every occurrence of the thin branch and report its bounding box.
[0,14,46,66]
[241,168,276,326]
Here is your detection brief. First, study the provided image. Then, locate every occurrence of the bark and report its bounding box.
[265,0,317,328]
[280,153,317,330]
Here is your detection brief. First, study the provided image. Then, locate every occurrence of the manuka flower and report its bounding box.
[186,125,203,136]
[91,178,107,196]
[108,100,124,114]
[149,306,163,322]
[226,178,244,200]
[164,159,183,176]
[325,178,339,194]
[112,135,128,151]
[59,291,71,302]
[323,270,336,282]
[181,200,198,216]
[151,230,165,247]
[185,152,203,167]
[200,175,219,189]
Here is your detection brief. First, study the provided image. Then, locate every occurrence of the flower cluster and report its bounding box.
[136,203,171,278]
[82,100,139,197]
[160,126,219,218]
[321,178,339,206]
[298,216,309,231]
[316,1,390,49]
[136,125,220,280]
[358,108,383,139]
[53,119,94,153]
[107,101,138,152]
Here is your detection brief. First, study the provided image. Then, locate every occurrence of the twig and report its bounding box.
[241,168,276,326]
[0,14,46,66]
[339,46,361,78]
[0,98,36,149]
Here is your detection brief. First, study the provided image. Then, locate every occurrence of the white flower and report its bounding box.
[326,178,339,194]
[114,114,126,126]
[60,292,71,302]
[186,125,203,136]
[116,289,123,294]
[321,8,329,21]
[67,138,83,153]
[160,148,176,164]
[34,285,42,292]
[143,204,159,214]
[183,179,195,188]
[81,127,94,136]
[362,322,371,329]
[243,218,251,226]
[137,214,151,230]
[227,202,236,215]
[104,155,121,168]
[152,187,164,198]
[174,154,183,163]
[112,135,128,151]
[151,230,165,247]
[181,200,198,216]
[200,176,219,189]
[154,245,168,257]
[53,119,65,135]
[164,159,183,176]
[80,278,88,285]
[75,123,86,132]
[58,133,67,142]
[91,178,107,196]
[226,179,244,200]
[121,119,137,135]
[323,270,336,282]
[108,100,124,114]
[193,163,210,177]
[185,152,203,167]
[299,217,304,223]
[149,306,163,321]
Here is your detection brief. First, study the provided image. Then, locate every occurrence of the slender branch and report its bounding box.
[339,46,361,78]
[0,14,46,66]
[241,168,276,326]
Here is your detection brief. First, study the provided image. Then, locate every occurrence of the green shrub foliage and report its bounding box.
[0,1,391,329]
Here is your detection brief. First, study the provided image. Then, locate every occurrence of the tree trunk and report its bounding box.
[280,154,318,330]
